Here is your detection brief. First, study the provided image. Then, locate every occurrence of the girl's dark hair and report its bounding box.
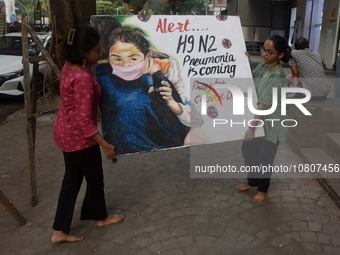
[108,26,169,59]
[267,35,292,63]
[61,25,101,65]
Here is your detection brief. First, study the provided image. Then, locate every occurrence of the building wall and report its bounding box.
[227,0,340,70]
[295,0,307,35]
[319,0,340,69]
[229,0,291,52]
[0,0,5,34]
[4,0,15,23]
[237,0,272,27]
[0,18,5,34]
[226,0,238,15]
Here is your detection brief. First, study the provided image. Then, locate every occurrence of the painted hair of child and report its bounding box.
[108,26,169,59]
[91,16,121,59]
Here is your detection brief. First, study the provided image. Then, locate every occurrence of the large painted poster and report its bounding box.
[91,15,262,155]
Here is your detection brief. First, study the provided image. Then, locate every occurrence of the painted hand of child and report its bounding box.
[158,80,183,115]
[159,80,174,102]
[148,86,154,93]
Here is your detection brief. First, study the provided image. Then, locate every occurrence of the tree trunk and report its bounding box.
[50,0,96,45]
[49,0,96,90]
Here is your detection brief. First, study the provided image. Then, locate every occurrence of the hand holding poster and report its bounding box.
[91,15,263,155]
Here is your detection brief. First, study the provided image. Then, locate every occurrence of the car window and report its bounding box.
[28,41,40,56]
[0,36,22,56]
[0,36,47,56]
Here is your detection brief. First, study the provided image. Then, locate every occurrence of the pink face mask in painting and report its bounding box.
[110,60,145,81]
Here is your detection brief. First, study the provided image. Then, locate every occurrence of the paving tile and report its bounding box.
[171,215,193,226]
[270,222,292,233]
[133,248,152,255]
[281,196,299,202]
[177,235,194,247]
[133,234,155,248]
[173,199,193,209]
[237,231,255,244]
[282,203,303,212]
[194,235,216,247]
[111,230,136,245]
[308,213,331,223]
[167,224,190,237]
[317,232,332,245]
[223,227,242,239]
[95,240,120,253]
[271,232,302,246]
[207,225,225,236]
[114,240,141,255]
[153,218,174,229]
[278,243,304,255]
[161,238,178,250]
[229,217,248,229]
[182,246,207,255]
[308,221,323,232]
[317,196,335,207]
[242,222,261,236]
[300,242,323,254]
[161,248,184,255]
[149,229,171,242]
[255,228,276,240]
[166,207,197,218]
[301,204,317,213]
[299,231,318,243]
[146,242,163,254]
[187,223,210,235]
[192,215,211,224]
[322,222,338,234]
[287,221,308,232]
[322,245,340,255]
[331,235,340,246]
[157,203,177,213]
[147,212,168,222]
[238,211,258,223]
[151,195,178,208]
[139,206,157,217]
[306,193,322,200]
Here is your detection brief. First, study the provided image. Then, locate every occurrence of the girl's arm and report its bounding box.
[289,66,299,98]
[91,132,116,159]
[244,103,265,141]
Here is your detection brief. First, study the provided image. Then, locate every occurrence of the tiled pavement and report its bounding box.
[1,101,340,255]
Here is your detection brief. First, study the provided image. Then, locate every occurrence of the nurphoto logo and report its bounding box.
[198,83,312,128]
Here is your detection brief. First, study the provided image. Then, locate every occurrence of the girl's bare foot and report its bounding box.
[252,191,267,203]
[51,230,84,243]
[236,183,258,191]
[97,213,125,227]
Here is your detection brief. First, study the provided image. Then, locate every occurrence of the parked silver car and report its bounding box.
[0,32,52,97]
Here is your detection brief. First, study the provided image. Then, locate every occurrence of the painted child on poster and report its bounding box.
[91,15,259,155]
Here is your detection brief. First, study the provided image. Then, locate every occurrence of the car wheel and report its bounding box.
[32,73,48,98]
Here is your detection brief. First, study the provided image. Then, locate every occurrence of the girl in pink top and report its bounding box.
[51,25,124,243]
